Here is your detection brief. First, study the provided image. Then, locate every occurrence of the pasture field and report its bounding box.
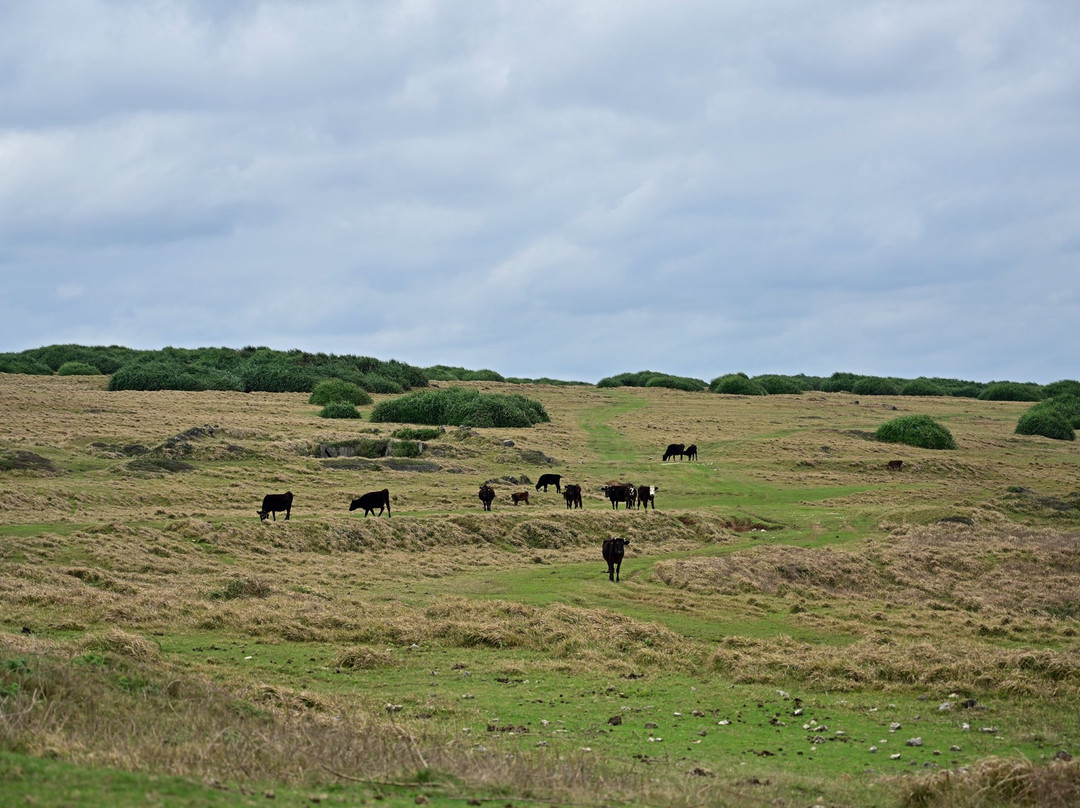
[2,373,1080,807]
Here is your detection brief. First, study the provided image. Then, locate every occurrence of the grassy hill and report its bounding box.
[2,373,1079,807]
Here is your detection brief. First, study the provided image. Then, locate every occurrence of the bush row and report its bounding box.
[369,387,549,428]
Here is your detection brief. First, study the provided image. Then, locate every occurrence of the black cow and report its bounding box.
[635,484,657,509]
[887,459,904,471]
[350,488,391,517]
[562,483,583,509]
[258,491,293,521]
[478,484,496,511]
[601,483,636,510]
[535,473,562,493]
[602,537,629,582]
[663,443,684,462]
[684,444,698,461]
[511,491,530,505]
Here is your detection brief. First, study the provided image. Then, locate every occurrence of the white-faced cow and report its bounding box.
[601,483,636,510]
[684,444,698,461]
[662,443,684,462]
[478,484,496,511]
[602,537,629,582]
[258,491,293,521]
[535,473,562,493]
[350,488,391,517]
[511,491,530,505]
[635,485,657,509]
[562,483,583,509]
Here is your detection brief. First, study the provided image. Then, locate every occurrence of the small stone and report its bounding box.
[906,738,923,747]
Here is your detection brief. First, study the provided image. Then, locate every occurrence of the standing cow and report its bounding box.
[662,443,685,461]
[535,473,562,493]
[684,444,698,461]
[601,484,636,510]
[350,489,391,517]
[511,491,530,505]
[562,483,583,509]
[635,485,657,509]
[258,491,293,521]
[602,537,629,582]
[478,484,496,511]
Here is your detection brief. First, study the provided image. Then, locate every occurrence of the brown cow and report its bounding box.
[887,459,904,471]
[511,491,530,505]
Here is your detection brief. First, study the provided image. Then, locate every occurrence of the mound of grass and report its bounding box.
[752,375,805,394]
[369,387,549,428]
[875,414,957,450]
[900,377,945,396]
[1016,407,1076,441]
[709,373,766,395]
[851,375,901,396]
[318,401,362,419]
[979,381,1044,401]
[56,361,102,376]
[0,449,60,474]
[308,378,372,406]
[391,427,442,441]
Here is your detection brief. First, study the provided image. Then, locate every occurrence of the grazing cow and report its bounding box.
[684,444,698,461]
[663,443,685,462]
[562,483,583,510]
[601,483,636,510]
[478,484,496,511]
[635,485,657,509]
[511,491,530,505]
[350,488,391,517]
[535,473,562,493]
[602,537,630,582]
[258,491,293,521]
[887,459,904,471]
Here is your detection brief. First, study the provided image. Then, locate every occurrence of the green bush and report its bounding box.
[318,401,362,419]
[900,378,945,396]
[875,415,957,450]
[391,427,442,441]
[753,375,805,395]
[709,374,767,395]
[309,379,372,406]
[978,381,1044,402]
[391,440,421,457]
[819,372,862,393]
[0,354,54,375]
[423,365,506,382]
[644,375,707,392]
[369,387,549,428]
[1015,408,1075,441]
[851,376,901,396]
[1043,380,1080,399]
[57,361,102,376]
[359,373,405,395]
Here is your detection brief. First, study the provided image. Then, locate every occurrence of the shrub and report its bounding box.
[423,365,505,382]
[900,378,945,396]
[359,373,405,395]
[875,415,957,450]
[309,379,372,406]
[819,372,862,393]
[851,376,901,396]
[644,375,707,392]
[709,374,767,395]
[318,401,362,419]
[597,370,694,389]
[391,440,421,457]
[0,354,54,375]
[753,375,805,395]
[1043,394,1080,427]
[978,381,1044,402]
[1043,379,1080,399]
[369,387,549,428]
[57,361,102,376]
[1016,408,1075,441]
[392,427,442,441]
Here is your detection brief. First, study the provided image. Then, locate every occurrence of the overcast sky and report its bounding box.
[2,1,1077,384]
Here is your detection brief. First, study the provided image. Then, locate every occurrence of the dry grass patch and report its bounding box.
[901,756,1080,808]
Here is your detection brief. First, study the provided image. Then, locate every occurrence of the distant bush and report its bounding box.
[57,361,102,376]
[318,401,362,419]
[900,378,945,396]
[309,379,372,406]
[851,376,901,396]
[1043,394,1080,427]
[753,375,805,395]
[978,382,1044,402]
[644,375,707,392]
[370,387,549,428]
[819,372,862,393]
[875,415,957,450]
[359,373,404,395]
[0,354,53,375]
[391,440,421,457]
[709,373,767,396]
[392,427,442,441]
[1015,408,1075,441]
[424,365,506,382]
[1043,379,1080,399]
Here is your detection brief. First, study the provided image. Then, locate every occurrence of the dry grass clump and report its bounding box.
[78,628,162,662]
[900,756,1080,808]
[334,646,397,670]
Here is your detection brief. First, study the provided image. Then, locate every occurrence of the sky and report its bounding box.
[2,1,1078,384]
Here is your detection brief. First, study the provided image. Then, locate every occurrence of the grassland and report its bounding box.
[2,373,1079,807]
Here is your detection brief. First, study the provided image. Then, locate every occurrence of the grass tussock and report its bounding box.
[901,756,1080,808]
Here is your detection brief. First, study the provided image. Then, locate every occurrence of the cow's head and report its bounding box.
[257,510,269,521]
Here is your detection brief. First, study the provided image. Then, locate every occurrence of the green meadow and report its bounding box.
[2,373,1079,807]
